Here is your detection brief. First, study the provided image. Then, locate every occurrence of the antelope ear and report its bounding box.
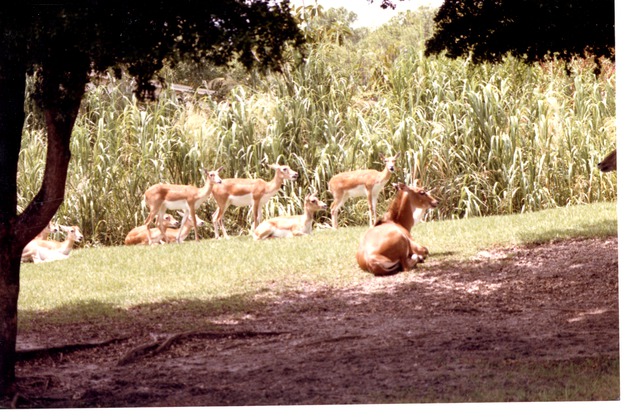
[399,183,412,192]
[177,210,185,217]
[269,163,279,170]
[216,166,224,172]
[393,152,400,159]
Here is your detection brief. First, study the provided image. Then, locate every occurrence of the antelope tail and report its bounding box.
[364,254,401,276]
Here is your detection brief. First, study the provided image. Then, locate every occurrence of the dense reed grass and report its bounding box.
[16,12,616,246]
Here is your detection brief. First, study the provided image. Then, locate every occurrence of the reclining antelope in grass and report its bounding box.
[328,152,399,229]
[143,167,223,244]
[22,225,84,263]
[124,214,180,245]
[597,149,616,172]
[21,220,61,262]
[253,192,327,240]
[163,211,208,243]
[356,182,438,276]
[211,163,299,238]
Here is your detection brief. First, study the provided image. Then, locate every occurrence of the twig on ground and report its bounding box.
[117,329,288,366]
[16,336,130,361]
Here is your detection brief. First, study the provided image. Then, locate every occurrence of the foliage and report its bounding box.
[2,1,304,101]
[16,4,617,246]
[425,0,615,74]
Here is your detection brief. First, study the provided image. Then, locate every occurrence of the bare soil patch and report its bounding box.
[5,236,619,408]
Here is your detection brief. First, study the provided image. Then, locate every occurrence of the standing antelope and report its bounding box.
[211,163,299,238]
[356,182,438,276]
[124,214,180,245]
[328,153,400,229]
[22,225,84,263]
[253,193,327,240]
[143,167,223,244]
[163,211,208,243]
[597,149,616,172]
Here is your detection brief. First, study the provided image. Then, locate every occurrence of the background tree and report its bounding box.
[0,0,405,399]
[0,0,303,396]
[425,0,615,73]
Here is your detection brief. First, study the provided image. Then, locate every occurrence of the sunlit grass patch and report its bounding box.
[19,202,616,326]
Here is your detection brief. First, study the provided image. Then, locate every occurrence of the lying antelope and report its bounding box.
[22,225,84,263]
[143,167,223,244]
[356,182,438,276]
[163,211,208,243]
[21,221,61,262]
[34,220,60,240]
[124,214,180,245]
[328,153,399,229]
[253,193,327,240]
[597,149,616,172]
[211,163,299,238]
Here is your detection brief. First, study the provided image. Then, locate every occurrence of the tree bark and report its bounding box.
[0,57,27,397]
[0,65,86,396]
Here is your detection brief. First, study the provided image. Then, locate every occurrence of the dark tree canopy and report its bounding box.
[425,0,615,70]
[1,1,304,103]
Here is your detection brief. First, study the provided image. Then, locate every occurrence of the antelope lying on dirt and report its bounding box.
[328,153,399,229]
[253,193,327,240]
[163,211,208,243]
[356,182,438,276]
[597,149,616,172]
[124,214,180,245]
[211,164,299,238]
[22,225,84,263]
[143,167,223,244]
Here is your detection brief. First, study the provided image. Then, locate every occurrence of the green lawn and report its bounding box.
[18,201,617,322]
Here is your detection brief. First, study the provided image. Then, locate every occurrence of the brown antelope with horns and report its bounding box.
[253,192,327,240]
[356,182,438,276]
[142,167,223,244]
[328,153,399,229]
[211,163,299,238]
[597,149,616,172]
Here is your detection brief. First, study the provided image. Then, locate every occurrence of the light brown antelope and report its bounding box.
[22,221,60,262]
[143,167,223,243]
[328,153,399,229]
[22,225,84,263]
[124,214,180,245]
[597,149,616,172]
[163,211,208,243]
[34,220,60,240]
[253,193,327,240]
[211,164,299,238]
[356,182,438,276]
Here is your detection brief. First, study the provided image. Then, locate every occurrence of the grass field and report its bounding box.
[18,201,617,325]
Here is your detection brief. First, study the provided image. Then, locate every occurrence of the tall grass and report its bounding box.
[16,25,616,246]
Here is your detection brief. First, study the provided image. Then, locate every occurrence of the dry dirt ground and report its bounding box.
[4,236,619,408]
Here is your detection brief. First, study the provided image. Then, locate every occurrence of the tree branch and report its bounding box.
[11,71,87,253]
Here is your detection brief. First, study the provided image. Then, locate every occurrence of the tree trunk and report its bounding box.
[0,65,86,396]
[0,57,27,397]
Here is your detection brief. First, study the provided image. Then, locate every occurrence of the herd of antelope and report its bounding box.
[22,148,616,275]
